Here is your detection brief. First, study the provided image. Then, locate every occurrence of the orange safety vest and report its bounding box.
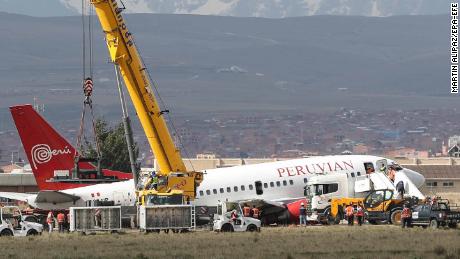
[243,207,251,217]
[57,213,65,223]
[346,206,354,216]
[252,208,260,218]
[401,208,411,218]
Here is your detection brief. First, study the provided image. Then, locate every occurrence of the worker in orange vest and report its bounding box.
[401,204,412,228]
[57,212,65,233]
[356,203,364,226]
[243,204,251,217]
[345,203,354,226]
[46,211,54,233]
[251,206,260,219]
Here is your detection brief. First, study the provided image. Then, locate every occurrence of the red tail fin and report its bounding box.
[10,105,132,191]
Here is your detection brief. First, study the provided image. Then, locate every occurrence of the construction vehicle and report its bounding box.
[89,0,203,202]
[213,201,260,232]
[304,171,396,223]
[325,189,419,225]
[0,206,44,236]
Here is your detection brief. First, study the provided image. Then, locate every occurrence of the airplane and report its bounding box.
[0,105,426,223]
[9,104,132,191]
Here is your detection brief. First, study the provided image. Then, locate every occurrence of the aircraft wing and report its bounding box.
[0,192,32,202]
[35,191,80,204]
[238,199,288,216]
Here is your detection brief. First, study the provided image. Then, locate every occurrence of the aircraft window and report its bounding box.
[357,172,361,176]
[249,184,254,190]
[227,187,231,193]
[270,182,274,187]
[303,178,308,183]
[276,181,281,187]
[220,188,224,193]
[263,183,268,188]
[350,173,355,177]
[289,180,294,185]
[206,190,210,195]
[199,190,204,196]
[241,185,245,191]
[283,180,287,186]
[234,186,238,192]
[213,189,217,194]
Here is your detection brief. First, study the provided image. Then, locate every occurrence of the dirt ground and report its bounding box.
[1,225,460,259]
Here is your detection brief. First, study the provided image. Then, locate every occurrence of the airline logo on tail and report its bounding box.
[31,144,72,169]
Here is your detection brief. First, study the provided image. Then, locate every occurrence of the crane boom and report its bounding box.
[91,0,185,174]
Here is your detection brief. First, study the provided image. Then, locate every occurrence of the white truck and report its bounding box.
[0,206,44,237]
[305,165,425,224]
[213,201,260,232]
[305,171,396,223]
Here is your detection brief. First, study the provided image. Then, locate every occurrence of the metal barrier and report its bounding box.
[138,205,195,231]
[69,206,122,232]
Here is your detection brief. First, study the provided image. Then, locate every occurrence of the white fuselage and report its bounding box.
[24,155,425,210]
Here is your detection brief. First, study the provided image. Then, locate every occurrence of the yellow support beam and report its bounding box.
[90,0,186,174]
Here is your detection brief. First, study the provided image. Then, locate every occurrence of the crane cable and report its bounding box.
[133,37,196,173]
[117,8,196,172]
[75,0,101,163]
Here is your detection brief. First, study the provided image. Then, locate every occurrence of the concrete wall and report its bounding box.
[0,173,38,192]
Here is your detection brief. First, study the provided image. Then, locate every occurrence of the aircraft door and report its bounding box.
[376,159,388,174]
[255,181,263,195]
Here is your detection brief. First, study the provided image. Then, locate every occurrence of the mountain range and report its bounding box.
[0,0,453,17]
[0,12,453,131]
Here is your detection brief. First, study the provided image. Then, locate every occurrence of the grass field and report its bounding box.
[2,226,460,259]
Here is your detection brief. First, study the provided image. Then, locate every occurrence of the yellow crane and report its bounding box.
[90,0,202,201]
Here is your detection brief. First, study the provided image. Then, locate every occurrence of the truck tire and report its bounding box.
[247,224,258,232]
[26,229,38,236]
[448,222,458,229]
[0,229,13,237]
[221,223,234,232]
[430,219,439,229]
[367,220,378,225]
[323,208,339,225]
[390,209,402,225]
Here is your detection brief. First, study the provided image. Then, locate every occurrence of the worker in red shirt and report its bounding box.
[57,212,65,233]
[401,204,412,228]
[356,203,365,226]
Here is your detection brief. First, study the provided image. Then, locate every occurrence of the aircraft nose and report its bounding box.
[402,168,425,188]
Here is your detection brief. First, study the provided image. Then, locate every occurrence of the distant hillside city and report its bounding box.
[1,107,460,170]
